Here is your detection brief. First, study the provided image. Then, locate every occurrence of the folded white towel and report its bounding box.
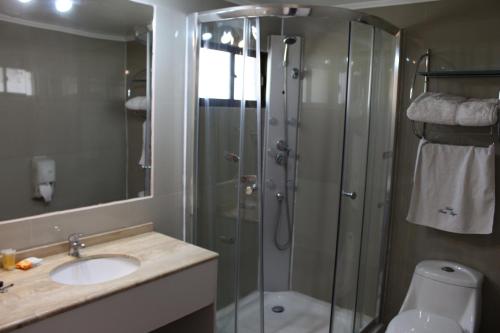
[407,92,498,126]
[457,98,498,126]
[126,96,148,111]
[407,92,465,125]
[407,139,495,234]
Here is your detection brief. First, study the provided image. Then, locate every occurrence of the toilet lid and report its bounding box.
[386,310,463,333]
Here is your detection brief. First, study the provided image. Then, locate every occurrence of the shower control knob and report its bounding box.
[276,140,289,152]
[342,191,357,200]
[275,152,288,165]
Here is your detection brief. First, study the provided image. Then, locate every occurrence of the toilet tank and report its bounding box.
[400,261,483,333]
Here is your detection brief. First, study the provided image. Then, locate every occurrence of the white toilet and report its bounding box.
[387,260,483,333]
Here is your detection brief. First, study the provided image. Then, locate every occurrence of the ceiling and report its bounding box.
[0,0,153,40]
[224,0,500,30]
[363,0,500,29]
[226,0,440,10]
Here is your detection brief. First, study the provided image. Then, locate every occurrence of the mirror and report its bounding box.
[0,0,154,221]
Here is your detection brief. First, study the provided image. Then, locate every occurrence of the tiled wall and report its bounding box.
[375,1,500,331]
[0,21,127,221]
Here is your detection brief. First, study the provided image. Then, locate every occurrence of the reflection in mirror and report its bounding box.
[0,0,153,221]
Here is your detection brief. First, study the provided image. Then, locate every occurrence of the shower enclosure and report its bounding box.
[185,5,400,333]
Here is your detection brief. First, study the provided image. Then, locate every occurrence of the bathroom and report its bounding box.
[0,0,499,332]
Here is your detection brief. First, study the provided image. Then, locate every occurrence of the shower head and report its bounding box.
[282,36,297,67]
[133,25,152,45]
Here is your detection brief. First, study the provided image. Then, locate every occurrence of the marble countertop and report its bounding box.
[0,231,218,332]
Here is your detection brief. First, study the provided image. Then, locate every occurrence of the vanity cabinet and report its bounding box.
[13,260,217,333]
[0,228,218,333]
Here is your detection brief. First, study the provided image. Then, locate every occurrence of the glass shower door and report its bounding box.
[331,21,399,333]
[235,17,263,333]
[331,21,374,333]
[353,27,399,332]
[194,17,262,333]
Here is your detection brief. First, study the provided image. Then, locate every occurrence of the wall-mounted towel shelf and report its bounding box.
[417,69,500,78]
[410,49,500,143]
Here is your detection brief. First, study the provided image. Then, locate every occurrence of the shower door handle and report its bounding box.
[219,236,235,244]
[342,191,357,200]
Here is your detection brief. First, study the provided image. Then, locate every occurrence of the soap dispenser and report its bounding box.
[32,156,56,203]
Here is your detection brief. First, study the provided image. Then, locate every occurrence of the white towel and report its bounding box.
[407,92,498,126]
[457,98,499,126]
[139,121,146,167]
[407,139,495,234]
[126,96,148,111]
[407,92,465,125]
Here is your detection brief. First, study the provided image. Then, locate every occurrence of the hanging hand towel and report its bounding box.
[139,121,146,167]
[407,139,495,234]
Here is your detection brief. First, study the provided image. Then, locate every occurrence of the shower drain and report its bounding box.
[272,305,285,313]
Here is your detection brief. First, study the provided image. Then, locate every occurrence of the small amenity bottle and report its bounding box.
[1,249,16,271]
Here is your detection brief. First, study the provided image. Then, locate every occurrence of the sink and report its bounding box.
[50,255,140,286]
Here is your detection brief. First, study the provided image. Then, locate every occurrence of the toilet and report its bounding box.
[387,260,483,333]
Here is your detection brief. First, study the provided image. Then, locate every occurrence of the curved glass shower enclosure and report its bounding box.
[186,5,400,333]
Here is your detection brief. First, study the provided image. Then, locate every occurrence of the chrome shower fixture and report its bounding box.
[275,152,287,165]
[276,139,289,152]
[283,36,297,67]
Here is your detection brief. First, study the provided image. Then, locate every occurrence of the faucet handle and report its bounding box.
[68,233,84,242]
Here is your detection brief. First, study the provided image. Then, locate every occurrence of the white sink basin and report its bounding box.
[50,255,140,286]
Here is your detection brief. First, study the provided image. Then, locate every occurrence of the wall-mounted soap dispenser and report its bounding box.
[32,156,56,203]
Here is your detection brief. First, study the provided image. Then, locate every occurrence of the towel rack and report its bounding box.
[410,49,500,142]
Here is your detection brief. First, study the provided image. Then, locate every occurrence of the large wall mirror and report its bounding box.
[0,0,153,222]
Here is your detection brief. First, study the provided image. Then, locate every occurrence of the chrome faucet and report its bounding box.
[68,233,86,258]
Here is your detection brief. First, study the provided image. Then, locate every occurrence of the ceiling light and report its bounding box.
[202,33,212,41]
[55,0,73,13]
[17,0,33,3]
[220,31,234,45]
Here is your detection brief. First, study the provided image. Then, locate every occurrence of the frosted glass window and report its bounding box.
[6,68,33,95]
[234,54,257,101]
[198,48,231,99]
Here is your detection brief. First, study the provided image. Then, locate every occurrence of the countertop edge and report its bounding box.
[3,256,218,333]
